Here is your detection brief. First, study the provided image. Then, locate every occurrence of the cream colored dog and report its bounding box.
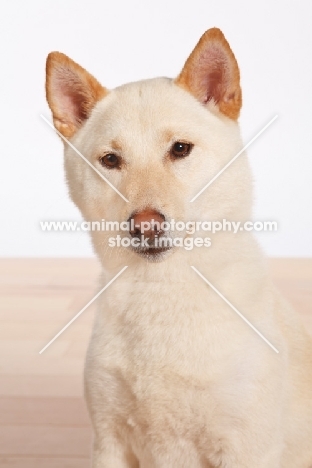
[45,28,312,467]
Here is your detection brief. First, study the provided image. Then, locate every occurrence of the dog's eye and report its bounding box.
[99,153,120,169]
[170,142,193,159]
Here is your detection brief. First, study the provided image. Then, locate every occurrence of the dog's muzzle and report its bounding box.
[128,209,172,260]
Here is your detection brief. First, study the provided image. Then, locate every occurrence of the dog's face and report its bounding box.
[45,28,252,265]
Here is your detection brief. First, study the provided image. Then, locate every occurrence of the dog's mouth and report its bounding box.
[135,247,172,262]
[130,243,172,261]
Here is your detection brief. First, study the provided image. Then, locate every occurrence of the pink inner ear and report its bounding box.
[51,67,87,126]
[204,70,223,103]
[196,43,230,105]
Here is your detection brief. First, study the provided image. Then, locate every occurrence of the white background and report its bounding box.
[1,0,311,257]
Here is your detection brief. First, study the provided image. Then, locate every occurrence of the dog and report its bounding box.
[45,28,312,467]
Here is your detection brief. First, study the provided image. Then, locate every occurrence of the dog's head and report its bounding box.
[45,28,252,265]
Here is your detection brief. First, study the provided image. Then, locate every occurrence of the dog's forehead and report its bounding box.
[89,77,217,146]
[111,77,190,117]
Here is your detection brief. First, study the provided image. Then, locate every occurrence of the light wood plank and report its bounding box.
[0,458,89,468]
[0,426,92,457]
[0,397,90,427]
[0,375,84,398]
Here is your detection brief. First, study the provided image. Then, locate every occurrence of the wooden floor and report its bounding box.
[0,258,311,467]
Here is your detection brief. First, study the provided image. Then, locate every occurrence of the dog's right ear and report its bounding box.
[45,52,108,138]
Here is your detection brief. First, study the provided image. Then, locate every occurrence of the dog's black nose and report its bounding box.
[129,209,165,241]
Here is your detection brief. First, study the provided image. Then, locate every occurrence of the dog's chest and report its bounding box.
[86,278,261,426]
[93,278,249,373]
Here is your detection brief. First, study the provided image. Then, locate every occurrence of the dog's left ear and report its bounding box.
[175,28,242,120]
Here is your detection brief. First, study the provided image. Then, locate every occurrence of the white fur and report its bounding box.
[59,78,312,467]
